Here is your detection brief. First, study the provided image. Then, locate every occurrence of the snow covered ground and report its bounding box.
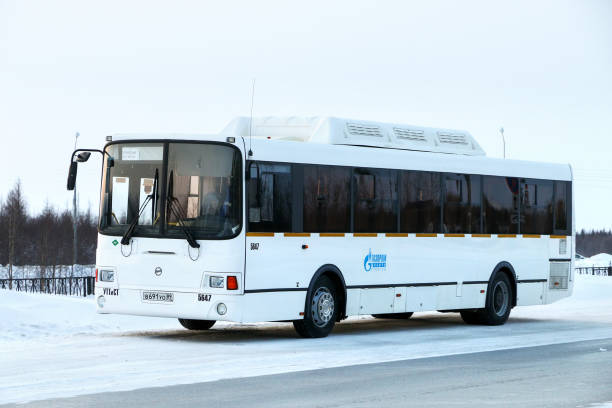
[1,274,611,405]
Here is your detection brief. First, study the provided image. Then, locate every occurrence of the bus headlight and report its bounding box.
[209,276,225,288]
[100,270,115,282]
[217,303,227,315]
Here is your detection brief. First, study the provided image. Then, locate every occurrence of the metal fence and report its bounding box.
[575,267,612,276]
[0,277,95,297]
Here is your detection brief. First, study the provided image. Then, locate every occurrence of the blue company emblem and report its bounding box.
[363,249,387,272]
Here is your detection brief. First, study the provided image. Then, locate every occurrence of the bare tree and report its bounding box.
[577,229,612,257]
[37,203,56,291]
[0,181,99,285]
[3,181,27,288]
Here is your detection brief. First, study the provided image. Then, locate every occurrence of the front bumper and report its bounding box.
[94,287,243,322]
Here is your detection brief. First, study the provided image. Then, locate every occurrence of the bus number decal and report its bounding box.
[198,294,211,302]
[250,243,259,251]
[103,288,119,296]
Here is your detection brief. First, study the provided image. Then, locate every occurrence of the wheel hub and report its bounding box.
[311,287,334,327]
[493,281,509,317]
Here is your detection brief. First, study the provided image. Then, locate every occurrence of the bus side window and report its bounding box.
[483,176,519,234]
[248,163,293,232]
[553,180,570,234]
[520,179,553,235]
[353,168,397,233]
[443,174,481,234]
[400,171,441,233]
[303,165,351,233]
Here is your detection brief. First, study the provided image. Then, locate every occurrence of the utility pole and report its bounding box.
[72,132,79,277]
[499,127,506,159]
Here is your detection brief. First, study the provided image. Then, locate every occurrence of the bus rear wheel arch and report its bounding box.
[461,269,514,326]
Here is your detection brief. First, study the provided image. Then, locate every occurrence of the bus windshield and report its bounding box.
[99,141,242,240]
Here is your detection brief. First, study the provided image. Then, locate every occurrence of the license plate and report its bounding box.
[142,291,174,303]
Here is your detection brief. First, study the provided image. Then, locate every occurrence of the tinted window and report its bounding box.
[483,176,519,234]
[166,143,242,239]
[400,171,441,233]
[303,165,351,232]
[520,179,553,234]
[354,168,397,232]
[444,174,481,233]
[554,181,570,234]
[100,143,164,235]
[248,162,292,232]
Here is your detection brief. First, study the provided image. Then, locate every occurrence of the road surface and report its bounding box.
[5,338,612,408]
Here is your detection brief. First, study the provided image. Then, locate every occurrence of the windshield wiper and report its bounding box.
[167,171,200,249]
[120,168,158,245]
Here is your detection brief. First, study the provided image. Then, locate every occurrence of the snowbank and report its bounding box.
[0,290,178,341]
[575,253,612,268]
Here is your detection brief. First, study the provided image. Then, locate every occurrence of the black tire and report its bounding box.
[293,275,338,338]
[372,312,414,319]
[461,272,513,326]
[480,272,513,325]
[178,318,216,330]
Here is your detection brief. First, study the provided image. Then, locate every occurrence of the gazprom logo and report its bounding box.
[364,249,387,272]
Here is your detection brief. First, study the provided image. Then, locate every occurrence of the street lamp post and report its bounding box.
[72,132,79,277]
[500,127,506,159]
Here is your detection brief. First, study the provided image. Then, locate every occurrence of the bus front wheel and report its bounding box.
[293,275,338,338]
[178,319,216,330]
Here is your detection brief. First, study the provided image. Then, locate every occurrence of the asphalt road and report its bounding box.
[6,338,612,408]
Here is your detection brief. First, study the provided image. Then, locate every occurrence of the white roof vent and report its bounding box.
[437,132,468,145]
[393,128,427,142]
[221,116,485,156]
[346,123,383,138]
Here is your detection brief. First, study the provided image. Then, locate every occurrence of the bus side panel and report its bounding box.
[241,292,306,322]
[245,234,558,319]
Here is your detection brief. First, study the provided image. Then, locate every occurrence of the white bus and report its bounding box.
[67,116,574,338]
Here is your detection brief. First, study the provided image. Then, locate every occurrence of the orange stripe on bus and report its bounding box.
[353,233,377,237]
[246,232,274,237]
[319,233,345,237]
[498,234,517,238]
[471,234,491,238]
[284,233,311,237]
[550,235,567,239]
[416,233,438,238]
[444,233,465,238]
[522,234,541,238]
[385,233,409,237]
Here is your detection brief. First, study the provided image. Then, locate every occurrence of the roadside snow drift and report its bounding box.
[1,274,611,404]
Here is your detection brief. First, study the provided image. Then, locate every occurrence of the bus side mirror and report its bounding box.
[67,161,78,191]
[76,152,91,162]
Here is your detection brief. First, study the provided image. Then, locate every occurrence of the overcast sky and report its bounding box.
[1,0,611,230]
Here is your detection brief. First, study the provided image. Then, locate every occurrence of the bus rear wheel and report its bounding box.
[178,319,216,330]
[293,275,338,338]
[461,272,513,326]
